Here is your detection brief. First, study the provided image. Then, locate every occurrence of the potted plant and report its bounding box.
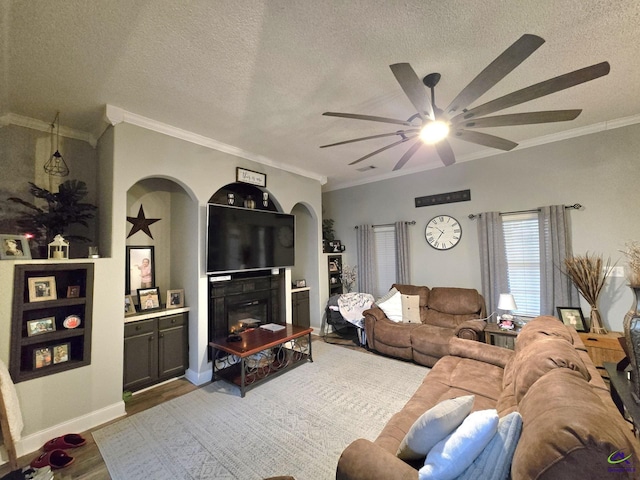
[8,180,97,255]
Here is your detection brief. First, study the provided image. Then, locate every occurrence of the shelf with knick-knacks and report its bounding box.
[208,182,276,211]
[328,254,343,296]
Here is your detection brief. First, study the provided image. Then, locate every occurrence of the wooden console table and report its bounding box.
[210,324,313,397]
[604,362,640,434]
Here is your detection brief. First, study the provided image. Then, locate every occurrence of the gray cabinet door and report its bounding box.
[159,324,188,379]
[123,330,157,391]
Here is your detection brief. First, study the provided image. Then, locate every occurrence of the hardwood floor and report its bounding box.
[1,334,365,479]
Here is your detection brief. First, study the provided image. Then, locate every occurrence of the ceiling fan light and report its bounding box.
[420,121,449,144]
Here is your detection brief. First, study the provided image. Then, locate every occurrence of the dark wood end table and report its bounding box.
[483,322,522,350]
[209,324,313,397]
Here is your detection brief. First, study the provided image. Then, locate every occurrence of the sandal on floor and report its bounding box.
[42,433,86,451]
[30,450,74,469]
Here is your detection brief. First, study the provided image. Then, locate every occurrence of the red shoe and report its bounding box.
[30,449,74,469]
[42,433,86,451]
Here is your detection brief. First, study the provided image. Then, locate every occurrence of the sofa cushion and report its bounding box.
[402,294,421,323]
[418,409,499,480]
[411,324,454,362]
[427,288,484,315]
[378,289,403,322]
[515,315,574,351]
[456,411,523,480]
[396,395,475,461]
[392,284,430,308]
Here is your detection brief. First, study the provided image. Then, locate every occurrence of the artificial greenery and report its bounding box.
[322,218,336,241]
[8,180,97,244]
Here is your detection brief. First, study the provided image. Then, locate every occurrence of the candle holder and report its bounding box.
[48,235,69,260]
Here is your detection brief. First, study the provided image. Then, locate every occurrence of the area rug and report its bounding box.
[93,340,429,480]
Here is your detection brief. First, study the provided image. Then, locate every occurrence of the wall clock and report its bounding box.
[425,215,461,250]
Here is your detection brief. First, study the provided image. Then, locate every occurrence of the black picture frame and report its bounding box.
[556,307,587,332]
[126,246,155,294]
[137,287,161,311]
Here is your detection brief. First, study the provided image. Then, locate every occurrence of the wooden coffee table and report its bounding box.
[209,324,313,397]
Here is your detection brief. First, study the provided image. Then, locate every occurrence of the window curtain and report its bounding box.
[395,221,410,284]
[477,212,509,316]
[539,205,580,315]
[356,224,376,295]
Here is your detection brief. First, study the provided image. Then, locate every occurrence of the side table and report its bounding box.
[483,322,521,350]
[578,332,625,379]
[603,362,640,434]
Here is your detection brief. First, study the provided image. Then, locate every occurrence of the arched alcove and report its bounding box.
[208,182,282,212]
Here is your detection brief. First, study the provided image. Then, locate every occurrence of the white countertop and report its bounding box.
[124,306,190,323]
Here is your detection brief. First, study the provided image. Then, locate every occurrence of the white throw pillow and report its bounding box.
[397,395,475,460]
[419,409,499,480]
[402,294,421,323]
[378,290,403,322]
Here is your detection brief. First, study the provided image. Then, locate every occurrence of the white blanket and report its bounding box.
[337,292,375,328]
[0,358,23,441]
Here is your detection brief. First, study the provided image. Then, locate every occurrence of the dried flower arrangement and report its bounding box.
[340,265,357,293]
[622,241,640,286]
[563,253,613,334]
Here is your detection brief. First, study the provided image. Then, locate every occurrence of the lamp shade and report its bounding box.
[498,293,517,311]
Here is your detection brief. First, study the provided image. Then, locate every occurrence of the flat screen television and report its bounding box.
[206,204,295,274]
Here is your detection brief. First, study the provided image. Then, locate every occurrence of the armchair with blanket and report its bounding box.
[364,284,487,367]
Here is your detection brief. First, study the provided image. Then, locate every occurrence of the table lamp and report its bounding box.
[498,293,517,321]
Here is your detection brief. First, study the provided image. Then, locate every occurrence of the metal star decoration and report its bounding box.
[126,205,161,239]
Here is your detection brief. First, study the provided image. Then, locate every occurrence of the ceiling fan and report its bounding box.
[320,34,610,171]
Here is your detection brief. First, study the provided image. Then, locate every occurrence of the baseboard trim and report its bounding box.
[0,401,126,466]
[184,367,211,386]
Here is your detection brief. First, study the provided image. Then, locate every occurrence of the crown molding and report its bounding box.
[104,105,327,185]
[0,113,98,147]
[323,113,640,192]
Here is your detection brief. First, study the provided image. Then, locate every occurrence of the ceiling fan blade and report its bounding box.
[393,139,424,171]
[445,34,545,116]
[450,62,610,123]
[434,139,456,166]
[320,130,419,148]
[453,130,518,151]
[323,111,413,126]
[348,135,418,165]
[390,63,435,120]
[454,109,582,128]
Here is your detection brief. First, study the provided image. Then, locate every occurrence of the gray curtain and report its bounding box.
[477,212,509,317]
[356,224,376,295]
[539,205,580,315]
[395,221,410,284]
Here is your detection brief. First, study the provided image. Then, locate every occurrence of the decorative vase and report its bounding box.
[623,285,640,403]
[589,305,607,334]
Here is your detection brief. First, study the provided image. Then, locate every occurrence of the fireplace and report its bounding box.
[208,270,283,354]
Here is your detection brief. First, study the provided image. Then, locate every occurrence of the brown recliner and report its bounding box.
[364,284,487,367]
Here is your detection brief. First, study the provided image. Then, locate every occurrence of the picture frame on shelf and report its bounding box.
[66,285,80,298]
[27,317,56,337]
[52,343,70,364]
[0,234,32,260]
[167,289,184,309]
[556,307,587,332]
[124,294,137,316]
[137,287,161,312]
[294,279,306,288]
[329,260,339,272]
[33,347,52,369]
[126,246,155,294]
[27,276,57,302]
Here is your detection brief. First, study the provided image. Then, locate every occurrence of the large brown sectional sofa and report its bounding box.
[337,316,640,479]
[364,284,487,367]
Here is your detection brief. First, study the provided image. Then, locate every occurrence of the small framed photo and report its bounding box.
[66,285,81,298]
[28,276,57,302]
[34,347,52,369]
[137,287,161,311]
[167,289,184,309]
[27,317,56,337]
[125,294,137,316]
[236,167,266,187]
[0,234,32,260]
[556,307,587,332]
[329,260,339,272]
[295,279,306,288]
[126,246,155,294]
[52,343,70,364]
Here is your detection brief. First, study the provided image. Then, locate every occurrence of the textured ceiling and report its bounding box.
[4,0,640,190]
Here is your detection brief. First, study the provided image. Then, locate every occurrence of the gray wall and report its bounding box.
[322,122,640,332]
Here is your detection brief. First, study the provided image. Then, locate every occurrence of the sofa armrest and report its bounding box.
[449,337,514,368]
[336,439,418,480]
[454,319,487,341]
[363,307,389,350]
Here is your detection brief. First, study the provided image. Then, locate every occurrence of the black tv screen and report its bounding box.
[206,204,295,274]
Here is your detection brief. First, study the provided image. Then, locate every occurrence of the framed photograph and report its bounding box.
[556,307,587,332]
[295,279,306,288]
[52,343,70,364]
[33,347,52,369]
[28,276,57,302]
[126,246,155,294]
[236,167,266,187]
[66,285,81,298]
[167,289,184,309]
[125,294,137,316]
[329,260,339,272]
[137,287,161,311]
[0,234,32,260]
[27,317,56,337]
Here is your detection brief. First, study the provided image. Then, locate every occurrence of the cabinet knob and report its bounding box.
[149,336,154,341]
[136,325,142,330]
[171,318,176,323]
[160,333,164,338]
